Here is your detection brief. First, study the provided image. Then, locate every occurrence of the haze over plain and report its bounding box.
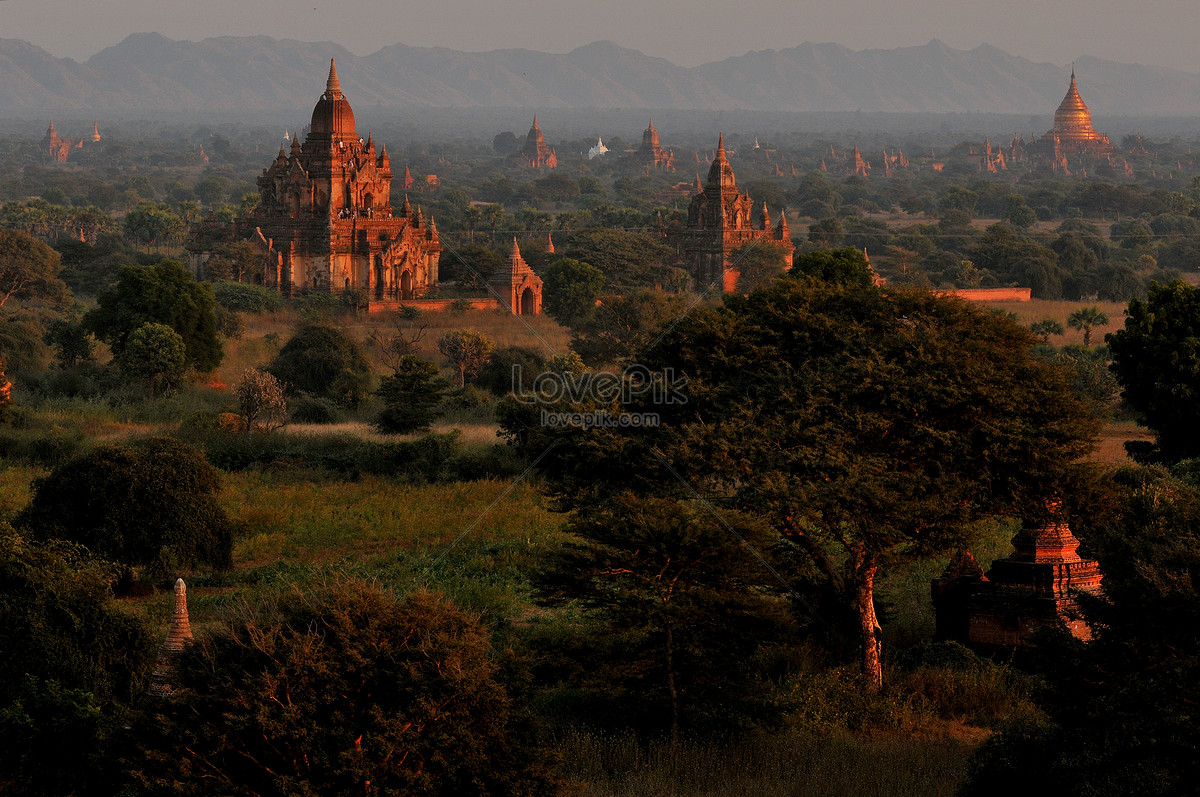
[2,0,1199,73]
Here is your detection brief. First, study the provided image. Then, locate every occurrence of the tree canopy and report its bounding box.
[267,322,373,406]
[510,277,1098,687]
[85,260,222,372]
[133,582,560,797]
[0,229,70,310]
[0,524,155,796]
[541,257,605,327]
[1108,279,1200,462]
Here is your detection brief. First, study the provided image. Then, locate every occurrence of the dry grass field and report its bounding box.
[212,305,572,389]
[979,297,1126,345]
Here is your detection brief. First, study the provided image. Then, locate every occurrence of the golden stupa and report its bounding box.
[1041,69,1113,154]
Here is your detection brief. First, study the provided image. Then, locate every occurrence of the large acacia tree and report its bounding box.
[514,267,1097,688]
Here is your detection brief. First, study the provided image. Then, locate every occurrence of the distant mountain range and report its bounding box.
[2,33,1199,117]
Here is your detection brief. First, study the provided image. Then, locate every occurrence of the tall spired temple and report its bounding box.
[1040,70,1113,155]
[514,117,557,168]
[193,60,442,300]
[631,120,674,170]
[670,135,793,293]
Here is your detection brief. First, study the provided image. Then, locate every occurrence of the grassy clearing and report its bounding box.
[222,472,561,567]
[1091,419,1153,465]
[558,727,975,797]
[988,298,1127,346]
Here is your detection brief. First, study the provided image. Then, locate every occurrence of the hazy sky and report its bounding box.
[2,0,1198,72]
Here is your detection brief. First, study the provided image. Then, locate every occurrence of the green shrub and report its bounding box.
[290,393,341,424]
[179,428,461,481]
[15,437,235,575]
[294,290,342,317]
[268,323,373,407]
[0,427,88,468]
[212,280,284,313]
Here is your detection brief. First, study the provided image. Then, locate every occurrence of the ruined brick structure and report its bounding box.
[42,122,76,162]
[488,238,543,316]
[632,120,674,169]
[932,499,1103,648]
[671,135,794,292]
[192,60,442,302]
[515,117,557,168]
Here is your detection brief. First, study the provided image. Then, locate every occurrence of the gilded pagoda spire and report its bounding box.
[1041,68,1112,154]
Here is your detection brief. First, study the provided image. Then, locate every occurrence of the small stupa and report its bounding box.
[147,578,195,698]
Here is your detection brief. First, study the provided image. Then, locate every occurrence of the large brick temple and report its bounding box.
[190,60,443,302]
[670,135,794,293]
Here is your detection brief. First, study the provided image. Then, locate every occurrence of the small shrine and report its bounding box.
[932,498,1103,648]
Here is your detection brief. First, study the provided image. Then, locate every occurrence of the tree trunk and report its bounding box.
[664,617,680,746]
[855,549,883,691]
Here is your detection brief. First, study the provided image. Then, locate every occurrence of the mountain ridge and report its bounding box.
[1,34,1198,116]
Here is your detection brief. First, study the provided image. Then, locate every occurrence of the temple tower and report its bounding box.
[191,60,441,305]
[933,498,1103,649]
[671,135,794,292]
[633,120,675,169]
[516,117,557,168]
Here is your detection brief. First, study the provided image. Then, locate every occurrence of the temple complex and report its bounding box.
[1039,70,1113,156]
[488,239,543,316]
[191,60,442,303]
[42,122,78,162]
[514,117,557,168]
[631,120,674,169]
[932,498,1103,649]
[670,135,794,292]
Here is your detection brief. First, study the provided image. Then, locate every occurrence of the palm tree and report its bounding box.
[483,203,505,242]
[462,206,482,242]
[1068,306,1109,346]
[1030,319,1065,344]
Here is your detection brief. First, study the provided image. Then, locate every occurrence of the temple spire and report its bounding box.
[326,59,342,98]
